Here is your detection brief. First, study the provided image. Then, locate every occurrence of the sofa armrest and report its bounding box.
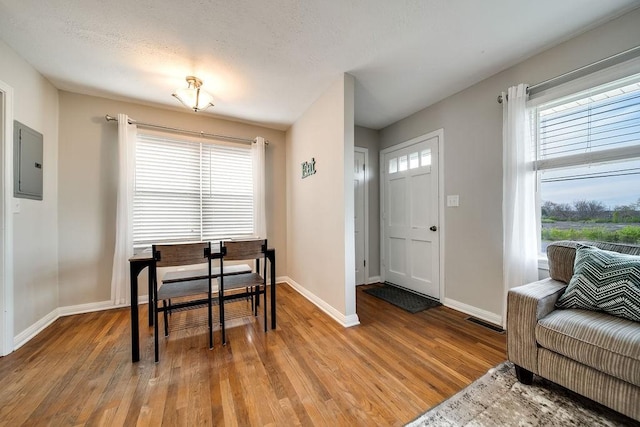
[507,278,567,374]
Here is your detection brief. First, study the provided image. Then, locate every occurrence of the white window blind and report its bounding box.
[535,75,640,171]
[134,133,253,249]
[202,144,253,238]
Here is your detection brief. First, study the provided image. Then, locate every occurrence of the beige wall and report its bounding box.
[354,126,380,280]
[0,40,60,336]
[285,74,358,325]
[57,92,287,306]
[380,8,640,321]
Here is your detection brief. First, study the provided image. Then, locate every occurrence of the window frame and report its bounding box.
[133,131,255,250]
[528,60,640,269]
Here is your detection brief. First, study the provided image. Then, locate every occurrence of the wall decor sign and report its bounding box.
[301,157,317,179]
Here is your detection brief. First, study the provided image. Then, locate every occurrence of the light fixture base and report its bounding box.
[172,75,214,112]
[185,76,203,88]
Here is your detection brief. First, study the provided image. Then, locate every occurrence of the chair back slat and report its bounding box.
[153,242,210,267]
[222,239,266,261]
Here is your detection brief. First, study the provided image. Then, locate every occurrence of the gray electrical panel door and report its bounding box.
[14,121,43,200]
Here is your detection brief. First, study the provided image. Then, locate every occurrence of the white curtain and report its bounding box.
[252,137,267,238]
[110,114,137,306]
[502,84,539,325]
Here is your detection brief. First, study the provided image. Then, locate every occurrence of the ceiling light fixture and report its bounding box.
[172,76,214,112]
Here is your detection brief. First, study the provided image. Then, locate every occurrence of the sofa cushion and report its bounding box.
[555,244,640,322]
[547,240,640,284]
[536,309,640,387]
[547,242,579,284]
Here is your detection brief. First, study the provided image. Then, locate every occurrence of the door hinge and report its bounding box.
[363,164,366,171]
[364,260,366,267]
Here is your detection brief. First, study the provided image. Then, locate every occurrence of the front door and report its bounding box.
[381,134,440,298]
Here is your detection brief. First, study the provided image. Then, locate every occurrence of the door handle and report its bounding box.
[429,226,437,231]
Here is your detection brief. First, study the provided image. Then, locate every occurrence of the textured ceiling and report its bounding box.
[0,1,638,130]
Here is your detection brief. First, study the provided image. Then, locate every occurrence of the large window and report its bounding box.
[133,133,254,249]
[534,74,640,252]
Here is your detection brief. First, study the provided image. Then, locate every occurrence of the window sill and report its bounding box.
[538,256,549,271]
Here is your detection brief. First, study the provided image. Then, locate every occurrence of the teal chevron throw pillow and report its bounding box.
[556,244,640,322]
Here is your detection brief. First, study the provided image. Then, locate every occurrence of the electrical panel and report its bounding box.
[14,121,43,200]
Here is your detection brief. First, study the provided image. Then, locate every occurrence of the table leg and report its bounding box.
[148,265,155,327]
[129,263,140,363]
[270,251,276,329]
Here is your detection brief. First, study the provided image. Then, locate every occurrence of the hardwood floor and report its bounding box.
[0,284,506,426]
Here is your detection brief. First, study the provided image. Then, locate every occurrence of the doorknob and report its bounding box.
[429,226,437,231]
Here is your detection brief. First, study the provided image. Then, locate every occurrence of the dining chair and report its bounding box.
[152,241,213,362]
[218,239,268,345]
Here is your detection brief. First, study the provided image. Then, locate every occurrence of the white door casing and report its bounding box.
[354,148,368,285]
[0,80,14,356]
[380,130,443,299]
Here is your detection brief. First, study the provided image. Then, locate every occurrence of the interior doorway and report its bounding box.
[380,130,443,299]
[354,147,368,285]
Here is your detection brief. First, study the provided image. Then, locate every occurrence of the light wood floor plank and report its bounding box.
[0,283,506,426]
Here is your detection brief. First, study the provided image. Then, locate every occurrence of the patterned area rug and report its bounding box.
[407,362,637,426]
[363,284,441,313]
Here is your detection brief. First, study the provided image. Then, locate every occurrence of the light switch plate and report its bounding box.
[447,195,459,207]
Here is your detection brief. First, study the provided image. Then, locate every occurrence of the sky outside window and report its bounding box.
[538,79,640,208]
[540,159,640,209]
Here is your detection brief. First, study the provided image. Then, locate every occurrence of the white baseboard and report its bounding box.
[13,308,59,350]
[443,298,502,326]
[58,300,115,317]
[13,296,151,351]
[282,276,360,327]
[367,276,381,284]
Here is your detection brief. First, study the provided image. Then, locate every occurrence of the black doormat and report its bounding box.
[363,284,441,313]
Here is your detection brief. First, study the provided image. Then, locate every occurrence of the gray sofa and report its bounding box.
[507,240,640,421]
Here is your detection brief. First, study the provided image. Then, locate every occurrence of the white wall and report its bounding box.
[0,40,59,339]
[380,8,640,323]
[285,74,359,326]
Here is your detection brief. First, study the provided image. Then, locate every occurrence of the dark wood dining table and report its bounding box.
[128,247,276,362]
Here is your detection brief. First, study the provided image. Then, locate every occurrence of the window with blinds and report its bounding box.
[535,75,640,169]
[134,133,254,249]
[534,73,640,250]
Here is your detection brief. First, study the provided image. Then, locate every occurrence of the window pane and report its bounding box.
[540,159,640,252]
[536,74,640,255]
[538,79,640,161]
[134,133,253,249]
[134,136,201,247]
[389,157,397,174]
[409,152,419,169]
[421,149,432,166]
[202,144,254,240]
[398,155,408,171]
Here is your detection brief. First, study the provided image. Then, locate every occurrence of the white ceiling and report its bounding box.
[0,1,638,130]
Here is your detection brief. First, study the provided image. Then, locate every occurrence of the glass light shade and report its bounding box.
[172,77,214,112]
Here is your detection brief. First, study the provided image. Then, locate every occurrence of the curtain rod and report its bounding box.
[497,44,640,104]
[104,114,265,145]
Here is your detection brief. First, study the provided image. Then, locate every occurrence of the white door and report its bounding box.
[382,135,440,298]
[354,149,367,285]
